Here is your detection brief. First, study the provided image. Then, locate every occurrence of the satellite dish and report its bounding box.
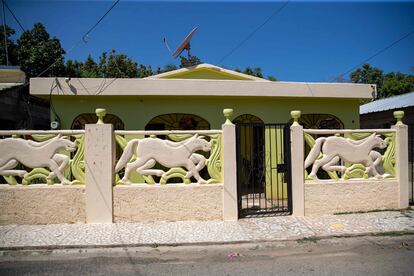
[163,27,197,58]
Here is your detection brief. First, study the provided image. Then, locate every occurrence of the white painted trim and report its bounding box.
[30,77,375,99]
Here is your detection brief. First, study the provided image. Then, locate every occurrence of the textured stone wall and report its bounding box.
[0,185,86,225]
[114,184,223,222]
[305,180,399,216]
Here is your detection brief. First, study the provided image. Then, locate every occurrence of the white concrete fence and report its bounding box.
[0,109,239,224]
[0,108,410,225]
[290,110,410,216]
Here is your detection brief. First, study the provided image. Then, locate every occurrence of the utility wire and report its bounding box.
[2,0,9,65]
[217,0,290,65]
[82,0,120,42]
[3,0,25,32]
[333,28,414,82]
[35,0,120,79]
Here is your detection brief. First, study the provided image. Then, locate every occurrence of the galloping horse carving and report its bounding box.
[0,134,77,184]
[304,133,387,180]
[115,134,211,184]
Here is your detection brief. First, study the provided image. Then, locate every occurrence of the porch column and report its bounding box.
[393,110,409,209]
[290,110,305,216]
[85,108,114,223]
[222,108,238,221]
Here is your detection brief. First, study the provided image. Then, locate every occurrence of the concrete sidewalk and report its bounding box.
[1,210,413,250]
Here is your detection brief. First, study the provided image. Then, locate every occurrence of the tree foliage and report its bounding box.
[350,64,414,99]
[0,25,18,65]
[235,67,277,81]
[16,23,66,78]
[179,55,202,68]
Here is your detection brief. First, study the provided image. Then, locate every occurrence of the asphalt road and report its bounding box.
[1,235,414,276]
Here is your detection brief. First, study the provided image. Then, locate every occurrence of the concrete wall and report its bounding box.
[304,180,399,216]
[113,184,223,222]
[0,185,86,225]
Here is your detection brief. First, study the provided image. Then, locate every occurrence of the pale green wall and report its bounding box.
[50,95,360,130]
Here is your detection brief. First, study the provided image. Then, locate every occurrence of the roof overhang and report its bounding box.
[30,77,375,99]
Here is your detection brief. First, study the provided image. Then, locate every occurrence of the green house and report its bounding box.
[28,63,376,206]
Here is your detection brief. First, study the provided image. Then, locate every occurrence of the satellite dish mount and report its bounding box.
[163,27,197,59]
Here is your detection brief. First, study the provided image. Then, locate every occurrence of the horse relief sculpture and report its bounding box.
[304,133,387,180]
[0,134,77,185]
[115,134,211,184]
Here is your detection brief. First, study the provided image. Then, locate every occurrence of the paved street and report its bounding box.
[1,235,414,275]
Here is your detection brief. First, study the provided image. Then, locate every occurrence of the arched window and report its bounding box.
[145,113,210,130]
[71,113,125,130]
[233,114,264,124]
[291,114,344,129]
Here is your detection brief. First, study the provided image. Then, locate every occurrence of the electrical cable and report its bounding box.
[332,28,414,82]
[33,0,121,79]
[3,0,25,32]
[217,0,290,65]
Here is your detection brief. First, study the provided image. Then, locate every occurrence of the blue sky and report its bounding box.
[5,0,414,81]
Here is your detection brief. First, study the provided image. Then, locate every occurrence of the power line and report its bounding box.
[3,0,25,32]
[1,0,9,65]
[35,0,120,79]
[333,28,414,82]
[82,0,120,42]
[217,0,290,65]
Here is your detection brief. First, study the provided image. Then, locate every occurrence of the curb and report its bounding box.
[1,230,413,252]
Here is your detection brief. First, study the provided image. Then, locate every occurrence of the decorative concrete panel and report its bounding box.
[113,184,223,222]
[304,180,399,216]
[0,185,86,225]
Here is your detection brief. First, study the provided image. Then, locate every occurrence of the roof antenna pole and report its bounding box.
[1,0,9,66]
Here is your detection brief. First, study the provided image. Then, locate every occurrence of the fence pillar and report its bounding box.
[290,110,305,216]
[222,109,238,221]
[393,111,409,209]
[85,110,114,223]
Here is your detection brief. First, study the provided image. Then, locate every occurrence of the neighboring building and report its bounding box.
[360,92,414,204]
[360,92,414,128]
[29,63,374,130]
[0,66,49,130]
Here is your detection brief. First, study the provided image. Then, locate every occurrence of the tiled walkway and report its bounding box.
[1,210,413,250]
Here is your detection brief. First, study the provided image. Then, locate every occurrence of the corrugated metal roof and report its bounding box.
[360,91,414,114]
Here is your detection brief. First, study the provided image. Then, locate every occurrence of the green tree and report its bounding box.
[267,75,277,81]
[155,64,178,74]
[81,55,100,77]
[16,23,66,77]
[350,64,414,99]
[65,60,83,77]
[0,25,18,65]
[350,64,383,88]
[98,50,141,78]
[235,66,276,80]
[179,55,202,68]
[381,72,413,98]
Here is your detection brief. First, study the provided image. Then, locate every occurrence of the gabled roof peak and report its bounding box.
[146,63,270,81]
